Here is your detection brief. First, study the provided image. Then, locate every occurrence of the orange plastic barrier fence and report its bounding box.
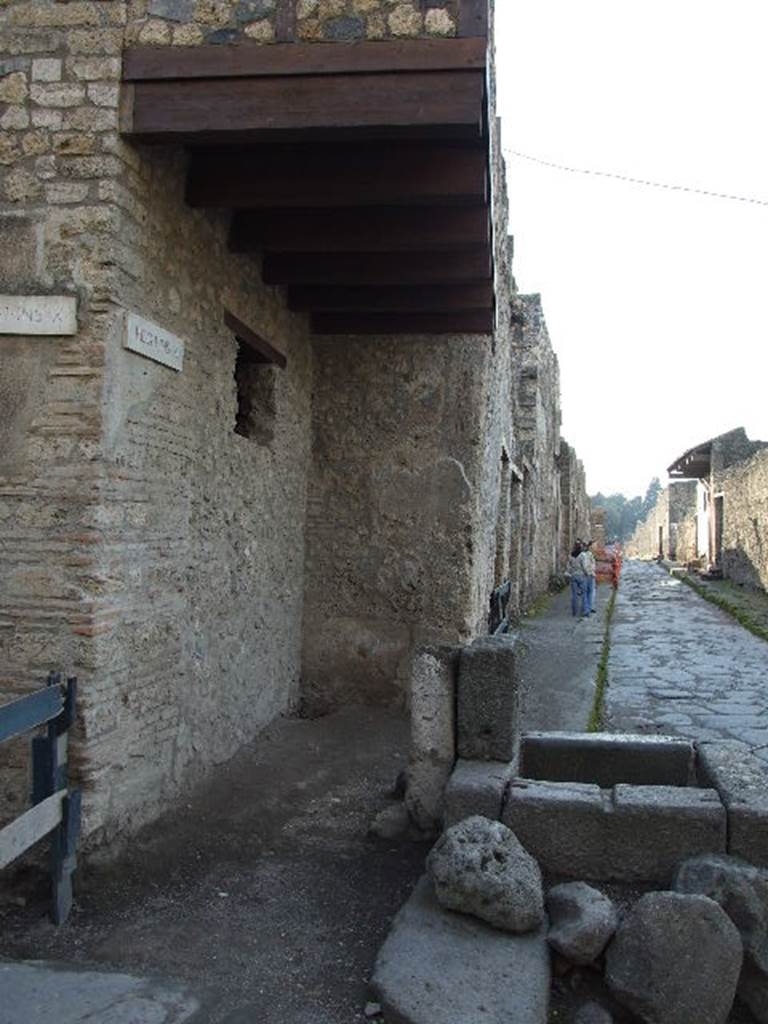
[595,543,622,587]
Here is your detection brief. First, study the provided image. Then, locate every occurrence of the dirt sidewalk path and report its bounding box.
[0,707,428,1024]
[518,582,612,732]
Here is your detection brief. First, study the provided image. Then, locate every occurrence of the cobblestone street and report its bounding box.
[606,561,768,757]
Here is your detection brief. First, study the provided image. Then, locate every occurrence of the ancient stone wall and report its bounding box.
[301,335,498,713]
[1,0,594,848]
[710,427,768,482]
[558,439,590,566]
[625,482,696,563]
[0,0,313,844]
[625,491,667,560]
[1,1,130,831]
[719,448,768,590]
[667,480,697,562]
[511,294,562,606]
[301,88,516,713]
[124,0,463,46]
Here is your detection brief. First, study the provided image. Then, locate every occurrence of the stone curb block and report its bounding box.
[443,759,515,827]
[371,876,551,1024]
[520,731,695,788]
[696,739,768,867]
[457,636,519,762]
[503,780,726,883]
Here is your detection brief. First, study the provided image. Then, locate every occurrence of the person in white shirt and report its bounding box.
[579,540,597,615]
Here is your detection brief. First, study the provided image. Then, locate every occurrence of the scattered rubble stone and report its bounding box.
[546,881,618,964]
[674,853,768,1022]
[368,802,410,840]
[574,1003,614,1024]
[426,816,544,933]
[605,891,742,1024]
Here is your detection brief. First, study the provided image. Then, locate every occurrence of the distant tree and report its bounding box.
[641,477,663,518]
[590,483,658,543]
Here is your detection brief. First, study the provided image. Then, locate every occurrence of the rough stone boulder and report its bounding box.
[605,891,742,1024]
[371,876,550,1024]
[546,881,618,964]
[674,853,768,1022]
[426,815,544,933]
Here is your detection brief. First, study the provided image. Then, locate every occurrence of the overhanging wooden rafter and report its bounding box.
[121,35,495,336]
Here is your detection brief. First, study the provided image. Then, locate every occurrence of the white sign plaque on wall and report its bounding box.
[0,295,77,335]
[124,312,184,372]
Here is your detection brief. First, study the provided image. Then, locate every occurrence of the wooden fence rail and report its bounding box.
[0,671,81,924]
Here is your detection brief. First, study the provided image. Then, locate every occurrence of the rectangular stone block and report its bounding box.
[697,740,768,867]
[457,636,519,761]
[520,731,695,788]
[609,785,726,883]
[443,758,514,827]
[405,645,458,832]
[503,779,726,883]
[503,779,608,878]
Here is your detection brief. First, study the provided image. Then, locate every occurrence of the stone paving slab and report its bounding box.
[371,876,550,1024]
[0,962,200,1024]
[605,562,768,757]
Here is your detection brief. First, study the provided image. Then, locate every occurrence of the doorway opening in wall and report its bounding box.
[714,495,724,567]
[234,342,276,445]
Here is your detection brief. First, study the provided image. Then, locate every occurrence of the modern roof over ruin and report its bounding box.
[120,34,496,336]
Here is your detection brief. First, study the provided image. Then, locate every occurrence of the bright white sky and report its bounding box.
[494,1,768,498]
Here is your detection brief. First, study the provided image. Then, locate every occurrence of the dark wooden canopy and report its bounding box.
[668,441,712,481]
[121,36,494,336]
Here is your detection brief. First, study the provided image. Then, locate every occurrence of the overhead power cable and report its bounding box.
[505,149,768,208]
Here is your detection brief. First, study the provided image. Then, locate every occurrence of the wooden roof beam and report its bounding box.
[311,311,494,335]
[123,38,488,81]
[123,69,485,144]
[229,206,490,254]
[287,283,494,313]
[187,145,488,209]
[262,249,492,287]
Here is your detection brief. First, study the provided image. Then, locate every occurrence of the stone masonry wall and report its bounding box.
[557,438,589,568]
[125,0,462,47]
[1,2,131,831]
[512,293,562,607]
[301,335,499,713]
[625,482,697,563]
[0,1,313,845]
[301,80,515,713]
[719,448,768,591]
[625,489,669,560]
[668,479,697,562]
[84,150,312,846]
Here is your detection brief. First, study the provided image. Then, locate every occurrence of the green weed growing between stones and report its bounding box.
[678,573,768,644]
[587,586,618,733]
